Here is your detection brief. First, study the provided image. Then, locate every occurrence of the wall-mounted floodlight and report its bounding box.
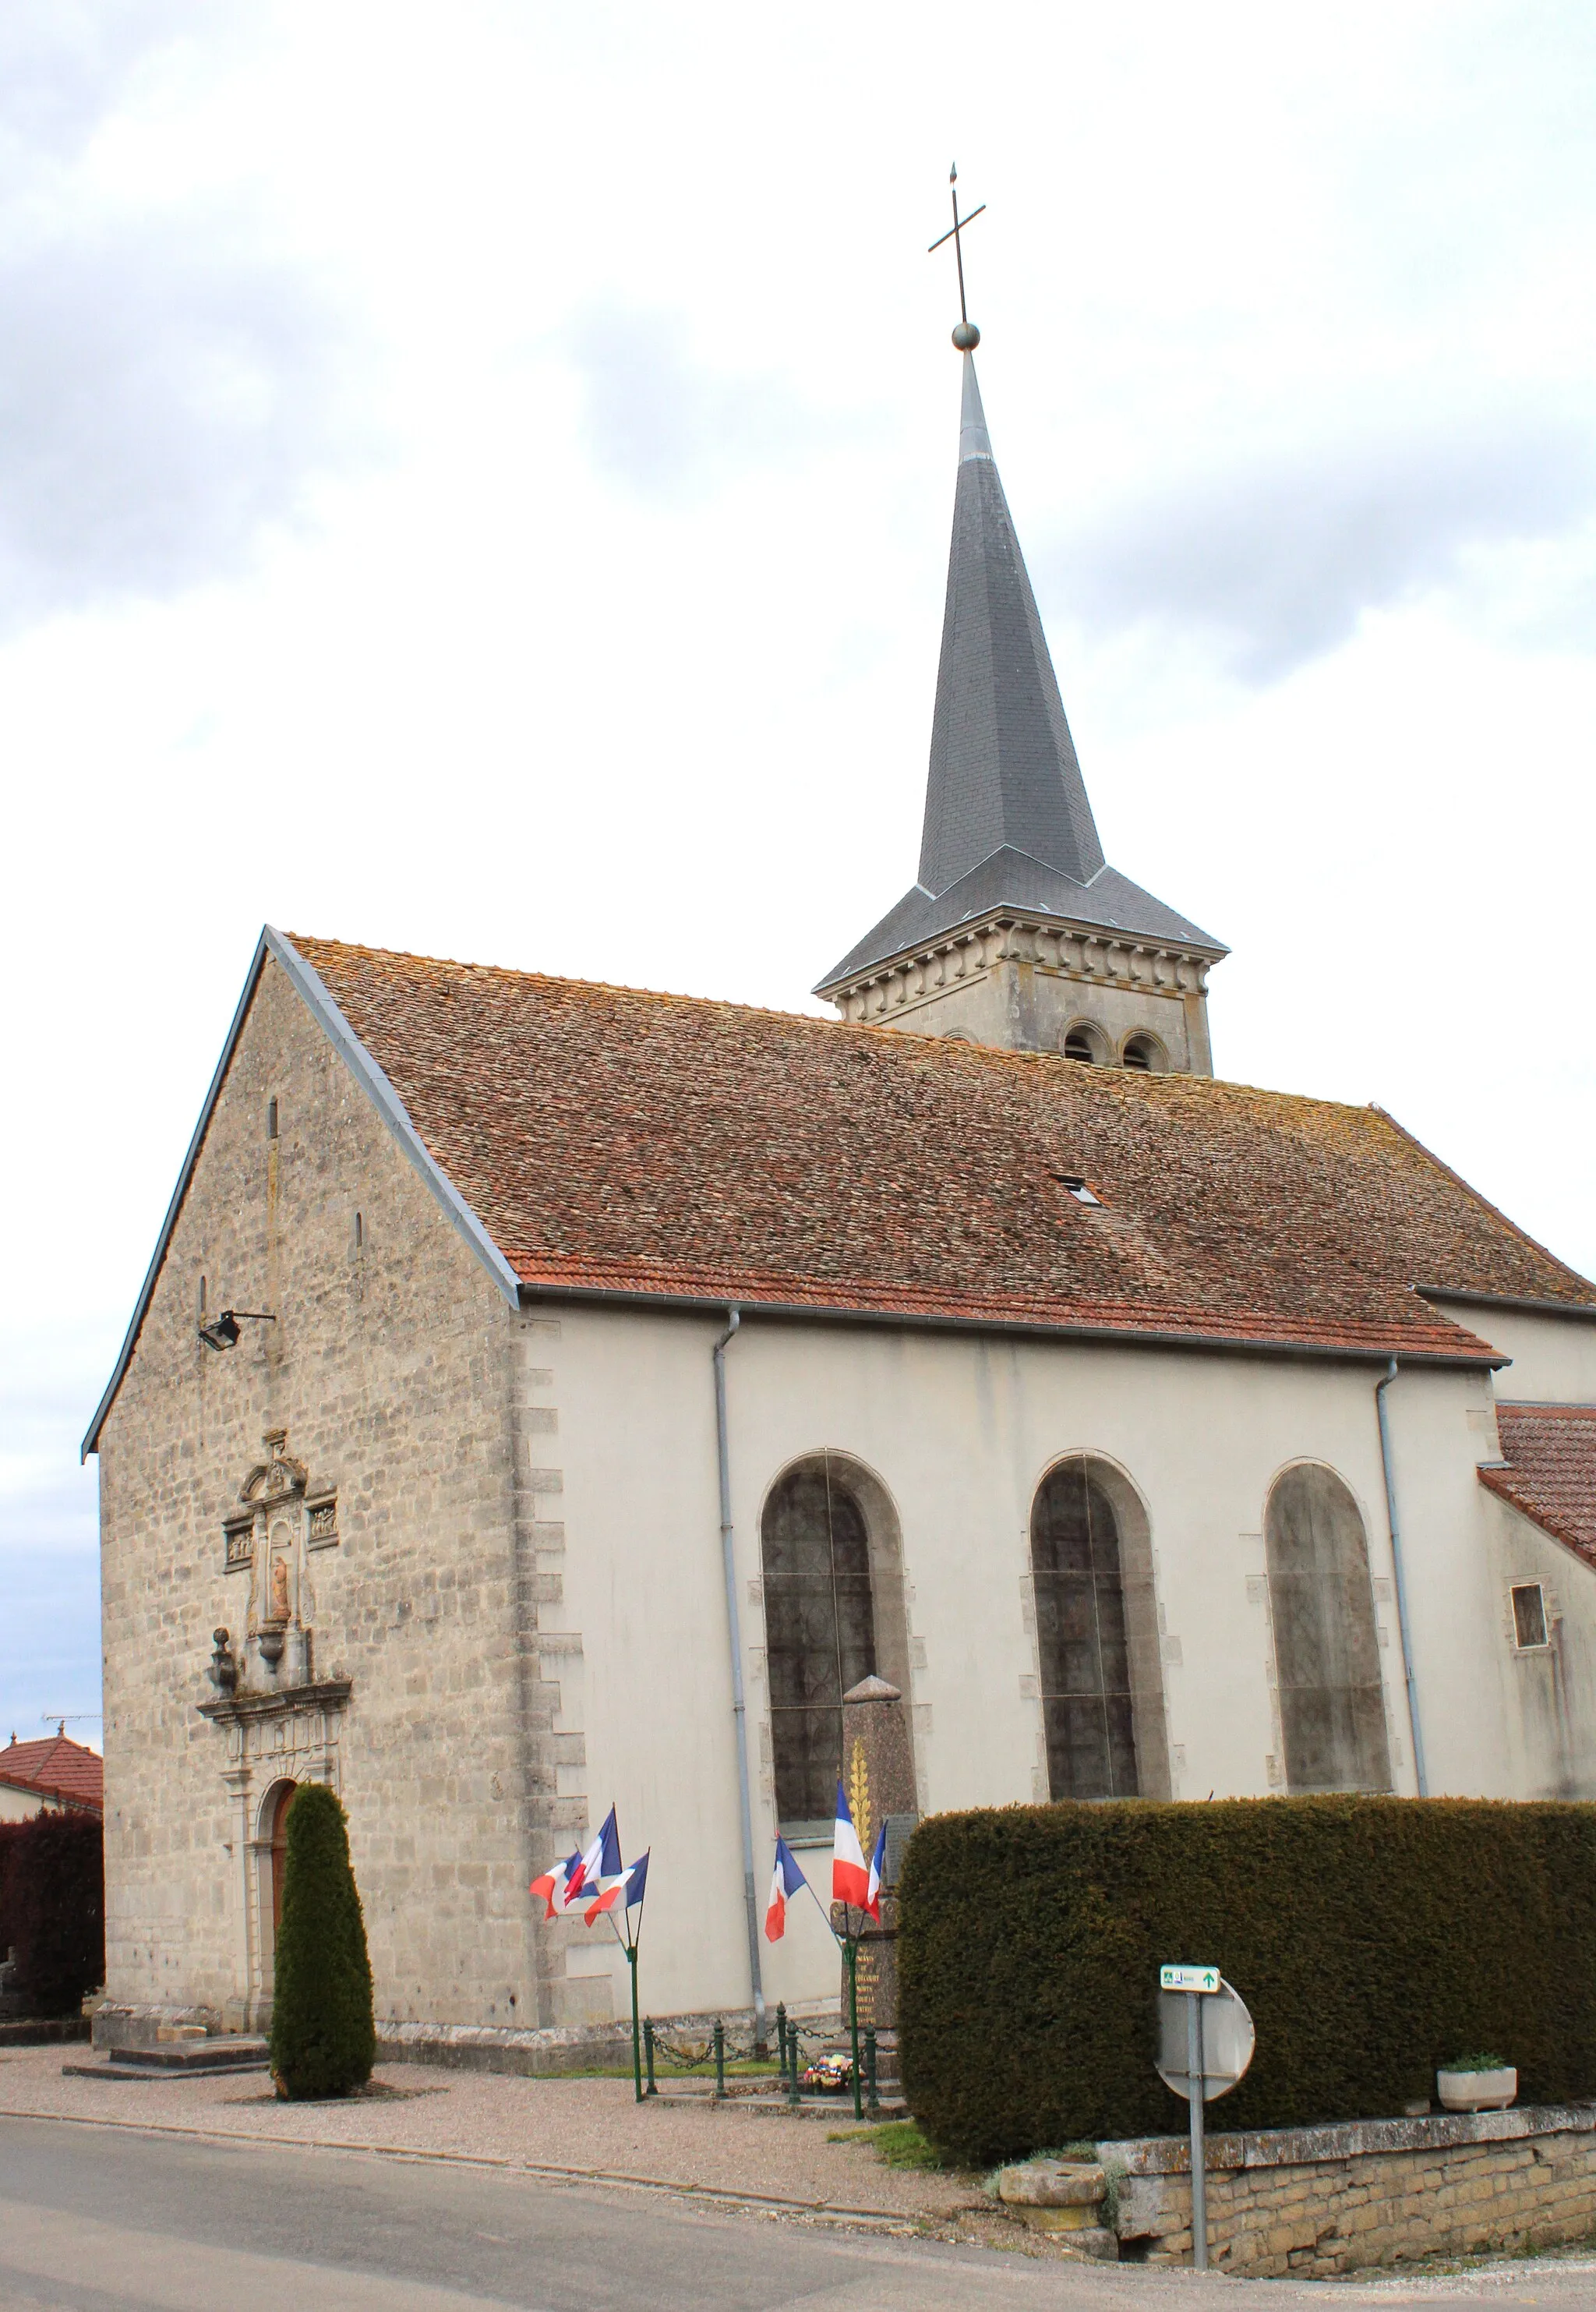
[198,1310,277,1352]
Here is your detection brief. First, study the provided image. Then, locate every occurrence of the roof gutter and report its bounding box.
[1375,1358,1428,1798]
[518,1283,1504,1372]
[712,1307,765,2044]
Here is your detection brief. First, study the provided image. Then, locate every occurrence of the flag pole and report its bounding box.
[845,1915,863,2121]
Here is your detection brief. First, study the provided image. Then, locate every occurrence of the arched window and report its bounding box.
[1121,1033,1167,1073]
[1063,1021,1109,1065]
[761,1459,877,1836]
[1030,1460,1141,1800]
[1265,1465,1392,1794]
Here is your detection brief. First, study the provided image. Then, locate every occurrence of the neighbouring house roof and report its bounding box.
[817,358,1223,991]
[1480,1405,1596,1569]
[0,1732,103,1815]
[84,927,1596,1459]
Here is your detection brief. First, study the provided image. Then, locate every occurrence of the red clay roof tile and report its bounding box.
[287,935,1596,1363]
[0,1731,103,1812]
[1481,1405,1596,1568]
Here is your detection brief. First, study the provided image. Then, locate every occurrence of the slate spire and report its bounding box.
[815,348,1223,1057]
[918,355,1105,896]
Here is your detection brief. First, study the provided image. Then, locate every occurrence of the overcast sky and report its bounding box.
[3,1,1594,1745]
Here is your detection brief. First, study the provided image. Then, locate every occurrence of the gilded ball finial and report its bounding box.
[952,320,980,352]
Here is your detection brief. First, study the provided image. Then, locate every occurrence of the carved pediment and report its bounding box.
[240,1426,309,1504]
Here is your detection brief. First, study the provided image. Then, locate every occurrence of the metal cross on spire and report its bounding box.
[928,164,986,351]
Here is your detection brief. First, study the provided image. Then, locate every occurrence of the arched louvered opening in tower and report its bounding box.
[1063,1021,1110,1066]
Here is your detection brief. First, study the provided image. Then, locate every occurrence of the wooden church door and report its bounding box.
[269,1782,298,1941]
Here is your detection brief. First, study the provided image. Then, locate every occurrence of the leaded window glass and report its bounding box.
[762,1460,877,1835]
[1031,1459,1139,1801]
[1266,1465,1391,1794]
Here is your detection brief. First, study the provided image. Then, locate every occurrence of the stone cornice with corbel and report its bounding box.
[828,910,1216,1027]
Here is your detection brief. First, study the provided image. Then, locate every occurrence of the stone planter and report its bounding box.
[1437,2065,1517,2112]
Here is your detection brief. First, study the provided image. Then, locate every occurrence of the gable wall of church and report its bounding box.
[531,1302,1541,2020]
[96,955,546,2031]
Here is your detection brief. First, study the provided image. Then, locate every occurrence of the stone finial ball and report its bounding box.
[952,320,981,351]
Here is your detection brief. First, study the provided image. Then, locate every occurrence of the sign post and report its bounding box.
[1156,1965,1254,2274]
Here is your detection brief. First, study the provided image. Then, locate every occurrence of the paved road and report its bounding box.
[4,2117,1596,2310]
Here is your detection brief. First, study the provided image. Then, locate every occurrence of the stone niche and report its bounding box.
[217,1426,339,1692]
[198,1426,351,2029]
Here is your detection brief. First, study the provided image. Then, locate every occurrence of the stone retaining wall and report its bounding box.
[1100,2102,1596,2276]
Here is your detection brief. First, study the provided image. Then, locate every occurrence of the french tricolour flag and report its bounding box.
[764,1836,807,1941]
[832,1782,871,1911]
[530,1804,617,1919]
[584,1848,649,1926]
[864,1821,887,1924]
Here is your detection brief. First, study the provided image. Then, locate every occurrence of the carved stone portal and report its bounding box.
[200,1427,350,2027]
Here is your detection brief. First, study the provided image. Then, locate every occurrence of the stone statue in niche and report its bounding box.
[219,1427,337,1694]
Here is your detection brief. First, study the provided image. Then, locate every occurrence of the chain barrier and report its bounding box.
[638,2008,876,2107]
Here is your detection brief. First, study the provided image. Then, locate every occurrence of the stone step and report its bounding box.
[108,2035,269,2072]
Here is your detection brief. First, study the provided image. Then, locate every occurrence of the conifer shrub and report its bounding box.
[267,1783,375,2099]
[897,1797,1596,2166]
[5,1812,104,2015]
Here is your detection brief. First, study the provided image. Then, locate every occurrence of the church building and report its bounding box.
[85,341,1596,2050]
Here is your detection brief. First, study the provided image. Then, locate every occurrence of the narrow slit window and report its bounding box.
[1512,1583,1548,1649]
[267,1098,279,1140]
[354,1212,364,1252]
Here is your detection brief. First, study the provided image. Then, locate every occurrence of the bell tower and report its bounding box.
[816,288,1225,1074]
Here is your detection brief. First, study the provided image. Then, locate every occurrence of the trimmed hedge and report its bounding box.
[898,1798,1596,2165]
[1,1812,104,2015]
[268,1783,375,2099]
[0,1820,23,1963]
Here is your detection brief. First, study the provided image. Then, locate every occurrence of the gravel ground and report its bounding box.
[0,2049,1001,2237]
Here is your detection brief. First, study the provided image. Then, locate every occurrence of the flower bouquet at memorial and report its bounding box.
[800,2052,856,2094]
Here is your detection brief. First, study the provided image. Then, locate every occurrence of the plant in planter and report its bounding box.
[1436,2052,1517,2112]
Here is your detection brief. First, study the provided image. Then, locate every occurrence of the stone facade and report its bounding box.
[1102,2105,1596,2276]
[95,954,570,2034]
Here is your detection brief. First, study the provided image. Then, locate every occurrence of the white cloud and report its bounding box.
[1050,405,1596,680]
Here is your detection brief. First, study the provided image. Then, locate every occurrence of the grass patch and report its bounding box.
[828,2119,945,2169]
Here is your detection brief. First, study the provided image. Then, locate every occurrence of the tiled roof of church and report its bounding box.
[286,933,1596,1364]
[817,357,1223,992]
[0,1730,104,1813]
[1480,1406,1596,1568]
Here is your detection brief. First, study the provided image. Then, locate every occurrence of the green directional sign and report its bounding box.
[1160,1964,1221,1994]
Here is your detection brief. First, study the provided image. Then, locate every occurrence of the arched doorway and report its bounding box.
[267,1780,298,1943]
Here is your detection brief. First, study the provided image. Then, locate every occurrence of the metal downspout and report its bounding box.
[1375,1357,1429,1797]
[713,1306,766,2042]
